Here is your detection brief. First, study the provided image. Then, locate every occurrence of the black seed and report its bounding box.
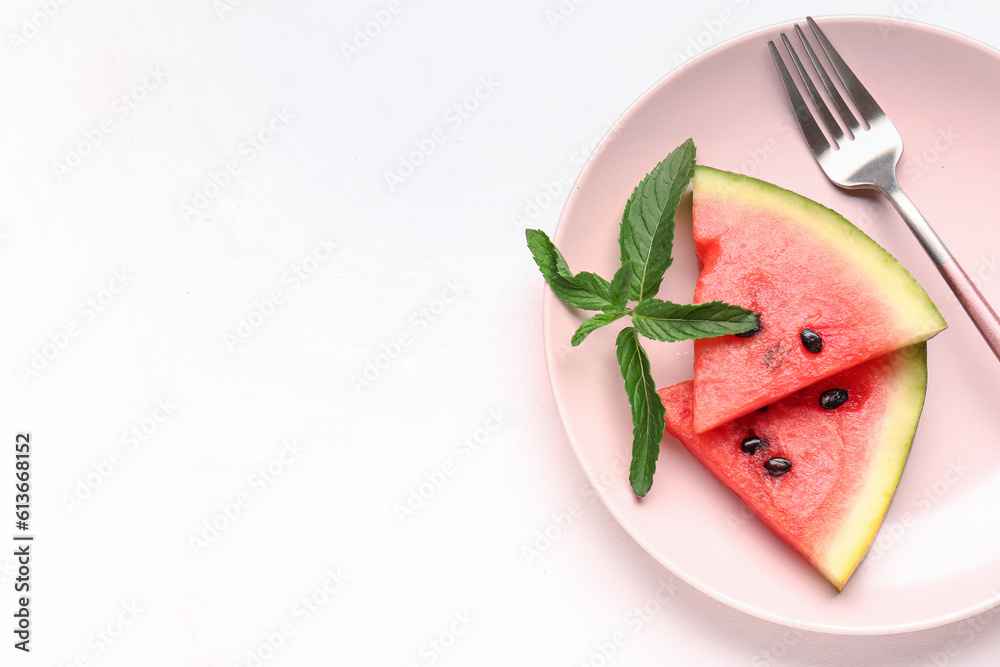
[819,388,849,410]
[765,457,792,476]
[736,321,762,338]
[740,436,766,454]
[800,328,823,353]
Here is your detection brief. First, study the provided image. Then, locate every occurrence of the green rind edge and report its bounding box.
[692,165,947,337]
[820,343,928,590]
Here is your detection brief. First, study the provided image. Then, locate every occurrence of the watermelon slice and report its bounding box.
[658,344,928,590]
[691,166,946,433]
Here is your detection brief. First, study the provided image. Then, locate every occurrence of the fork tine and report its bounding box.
[793,23,861,133]
[779,32,845,143]
[806,16,885,122]
[768,40,831,158]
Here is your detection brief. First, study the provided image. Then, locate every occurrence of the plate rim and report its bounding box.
[542,13,1000,635]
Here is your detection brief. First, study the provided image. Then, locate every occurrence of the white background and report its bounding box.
[2,0,1000,665]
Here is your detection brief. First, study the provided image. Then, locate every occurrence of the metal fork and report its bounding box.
[769,16,1000,362]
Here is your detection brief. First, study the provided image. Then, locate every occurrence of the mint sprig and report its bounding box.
[527,139,759,497]
[632,299,760,342]
[525,230,615,310]
[620,138,696,301]
[572,311,627,346]
[615,326,666,496]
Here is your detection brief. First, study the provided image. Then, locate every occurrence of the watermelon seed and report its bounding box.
[736,321,762,338]
[800,328,823,353]
[819,388,849,410]
[765,457,792,476]
[740,435,766,454]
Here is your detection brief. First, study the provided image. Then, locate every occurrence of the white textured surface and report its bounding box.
[4,0,1000,664]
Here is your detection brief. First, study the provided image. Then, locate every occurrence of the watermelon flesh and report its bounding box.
[691,167,946,433]
[659,345,928,590]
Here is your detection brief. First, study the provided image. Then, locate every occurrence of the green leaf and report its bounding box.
[615,326,666,497]
[525,140,761,498]
[619,139,696,301]
[608,262,636,311]
[632,299,759,342]
[571,271,613,306]
[571,310,627,346]
[526,229,613,310]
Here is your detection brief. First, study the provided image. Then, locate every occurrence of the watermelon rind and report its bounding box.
[694,167,944,327]
[691,166,946,433]
[818,345,927,589]
[659,344,928,591]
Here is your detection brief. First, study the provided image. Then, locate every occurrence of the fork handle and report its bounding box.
[884,185,1000,362]
[938,259,1000,361]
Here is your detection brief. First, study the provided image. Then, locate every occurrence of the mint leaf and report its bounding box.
[526,139,760,498]
[619,139,696,301]
[571,271,613,306]
[615,326,666,497]
[526,229,613,310]
[608,262,636,311]
[633,299,759,342]
[571,310,627,346]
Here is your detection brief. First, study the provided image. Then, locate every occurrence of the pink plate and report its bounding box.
[544,15,1000,634]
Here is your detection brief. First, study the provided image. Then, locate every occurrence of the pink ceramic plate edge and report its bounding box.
[543,15,1000,634]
